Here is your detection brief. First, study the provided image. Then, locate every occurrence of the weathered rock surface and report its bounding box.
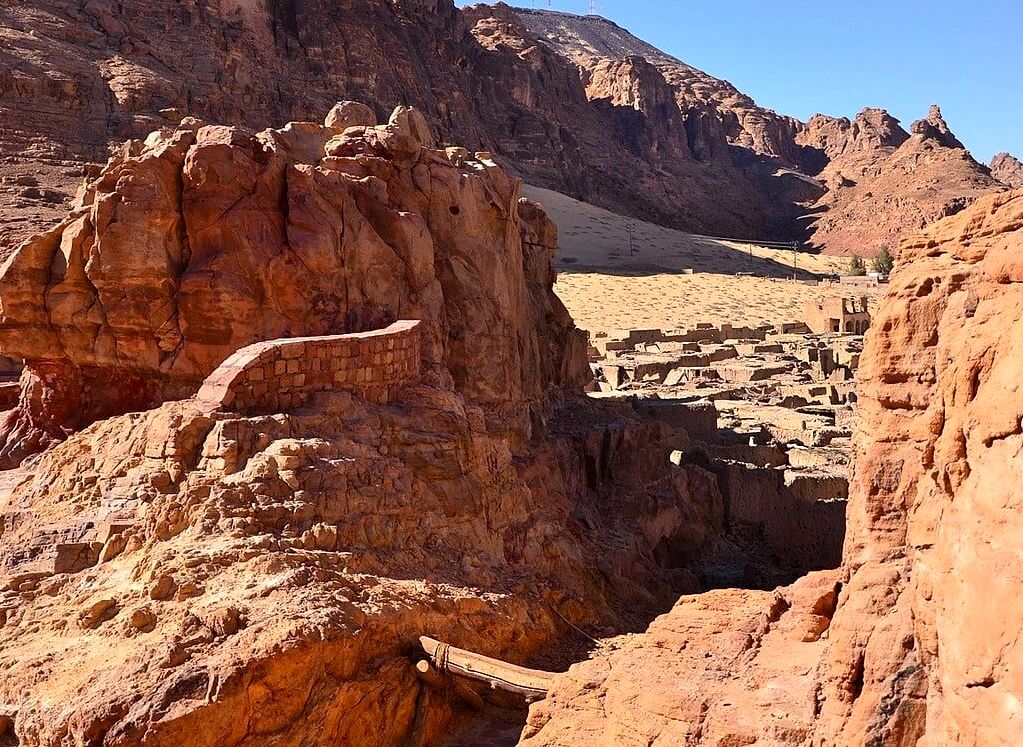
[521,571,841,746]
[814,188,1023,746]
[0,0,779,260]
[517,190,1023,745]
[0,107,737,745]
[991,152,1023,188]
[797,105,1003,257]
[0,106,587,465]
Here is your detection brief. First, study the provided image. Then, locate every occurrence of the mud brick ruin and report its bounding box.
[804,296,871,334]
[584,316,869,582]
[197,321,422,414]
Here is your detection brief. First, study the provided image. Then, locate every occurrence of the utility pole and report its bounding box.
[588,0,599,15]
[627,219,636,256]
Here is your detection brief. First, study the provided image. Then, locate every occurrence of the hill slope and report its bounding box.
[511,7,1005,256]
[0,0,1007,258]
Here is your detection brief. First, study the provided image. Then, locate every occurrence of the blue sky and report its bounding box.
[463,1,1020,162]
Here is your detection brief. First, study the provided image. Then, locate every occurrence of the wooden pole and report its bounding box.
[419,636,556,699]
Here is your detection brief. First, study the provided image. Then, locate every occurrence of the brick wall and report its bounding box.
[197,320,421,414]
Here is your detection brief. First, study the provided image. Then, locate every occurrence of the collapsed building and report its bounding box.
[804,296,871,334]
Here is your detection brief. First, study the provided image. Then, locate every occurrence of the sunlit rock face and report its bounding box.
[516,190,1023,747]
[0,107,590,465]
[0,108,729,747]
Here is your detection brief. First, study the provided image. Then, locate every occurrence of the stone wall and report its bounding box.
[197,321,421,414]
[711,461,846,574]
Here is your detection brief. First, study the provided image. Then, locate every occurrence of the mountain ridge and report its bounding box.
[509,6,1005,255]
[0,0,1007,258]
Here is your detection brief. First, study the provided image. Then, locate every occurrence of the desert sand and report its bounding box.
[523,185,877,334]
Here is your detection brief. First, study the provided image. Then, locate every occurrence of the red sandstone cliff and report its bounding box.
[519,189,1023,745]
[2,0,1004,259]
[0,106,590,464]
[0,0,780,260]
[511,10,1006,256]
[0,107,734,745]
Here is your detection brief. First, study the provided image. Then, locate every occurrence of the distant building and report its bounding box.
[805,297,871,335]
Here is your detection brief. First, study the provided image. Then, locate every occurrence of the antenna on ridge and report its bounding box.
[588,0,599,15]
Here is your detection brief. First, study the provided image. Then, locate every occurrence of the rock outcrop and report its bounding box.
[0,107,736,745]
[796,105,1002,257]
[813,187,1023,746]
[0,106,587,465]
[517,189,1023,745]
[991,152,1023,188]
[521,571,841,746]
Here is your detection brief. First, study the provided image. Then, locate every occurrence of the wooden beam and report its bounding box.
[419,636,556,699]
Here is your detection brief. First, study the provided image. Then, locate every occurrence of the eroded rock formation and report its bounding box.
[0,106,586,465]
[0,0,778,260]
[512,10,1006,256]
[797,105,1002,256]
[518,189,1023,745]
[1,0,1004,260]
[0,107,733,745]
[991,152,1023,188]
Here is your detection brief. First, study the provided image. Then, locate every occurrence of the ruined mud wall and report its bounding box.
[197,321,421,412]
[713,461,846,575]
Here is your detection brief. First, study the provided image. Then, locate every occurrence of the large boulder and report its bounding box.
[0,105,590,465]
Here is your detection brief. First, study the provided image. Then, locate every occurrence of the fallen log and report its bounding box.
[414,660,486,710]
[419,636,556,699]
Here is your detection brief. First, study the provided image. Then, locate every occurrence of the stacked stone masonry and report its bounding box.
[197,320,421,414]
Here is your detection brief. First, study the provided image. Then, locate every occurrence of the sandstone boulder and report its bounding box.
[0,105,589,465]
[324,100,377,132]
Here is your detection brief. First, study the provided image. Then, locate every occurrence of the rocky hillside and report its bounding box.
[0,0,782,259]
[991,152,1023,187]
[520,188,1023,746]
[0,105,739,745]
[0,0,1006,259]
[513,6,803,160]
[510,8,1006,256]
[796,105,1001,256]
